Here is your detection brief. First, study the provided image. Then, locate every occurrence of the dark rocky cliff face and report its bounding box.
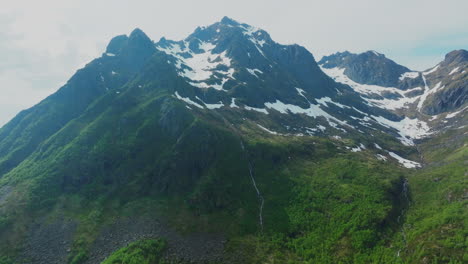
[421,49,468,115]
[319,51,412,87]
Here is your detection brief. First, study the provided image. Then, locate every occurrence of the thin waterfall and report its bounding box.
[240,140,264,232]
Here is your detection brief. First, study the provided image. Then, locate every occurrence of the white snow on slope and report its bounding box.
[369,95,420,111]
[423,64,439,75]
[264,99,352,129]
[157,41,233,91]
[321,67,398,95]
[446,106,468,119]
[257,124,280,135]
[399,71,419,80]
[174,92,225,109]
[320,67,419,110]
[449,67,460,75]
[230,98,239,108]
[427,82,444,95]
[240,24,268,57]
[316,97,348,109]
[246,68,263,78]
[388,151,421,168]
[371,115,431,146]
[296,88,307,98]
[174,92,204,109]
[351,143,366,152]
[320,66,433,145]
[417,75,430,111]
[204,102,224,109]
[417,79,444,112]
[245,105,269,114]
[376,154,387,161]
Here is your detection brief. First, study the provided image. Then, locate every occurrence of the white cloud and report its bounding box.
[0,0,467,127]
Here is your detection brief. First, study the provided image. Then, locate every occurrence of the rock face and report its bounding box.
[420,49,468,115]
[85,218,225,264]
[319,51,413,87]
[18,217,78,264]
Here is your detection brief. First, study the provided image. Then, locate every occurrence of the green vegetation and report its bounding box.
[400,135,467,263]
[101,239,167,264]
[1,107,466,263]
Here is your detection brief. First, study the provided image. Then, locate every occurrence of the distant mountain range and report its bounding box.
[0,17,466,264]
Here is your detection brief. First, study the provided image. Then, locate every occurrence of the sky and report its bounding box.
[1,0,467,127]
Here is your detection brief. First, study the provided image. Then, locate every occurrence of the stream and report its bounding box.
[396,177,410,257]
[240,140,264,232]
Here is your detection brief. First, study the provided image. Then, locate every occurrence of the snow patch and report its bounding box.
[388,151,421,168]
[174,92,204,109]
[449,67,460,75]
[157,41,233,91]
[376,154,387,161]
[371,115,431,145]
[246,68,263,78]
[351,143,366,152]
[316,97,349,109]
[321,67,418,110]
[264,99,352,129]
[446,106,467,119]
[317,125,326,131]
[230,98,239,108]
[240,24,268,57]
[418,79,444,111]
[399,71,419,80]
[423,65,439,75]
[257,124,279,135]
[204,102,224,109]
[245,105,269,114]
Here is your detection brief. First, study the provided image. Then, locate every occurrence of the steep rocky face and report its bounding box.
[319,51,415,88]
[155,16,346,107]
[419,49,468,115]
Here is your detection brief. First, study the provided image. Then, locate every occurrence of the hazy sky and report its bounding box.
[1,0,467,127]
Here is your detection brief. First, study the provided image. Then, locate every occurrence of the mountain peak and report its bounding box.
[220,16,240,26]
[319,50,411,87]
[443,49,468,65]
[128,28,152,44]
[105,34,129,55]
[364,50,384,57]
[104,28,154,57]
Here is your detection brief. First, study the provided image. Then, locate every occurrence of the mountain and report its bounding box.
[0,28,156,178]
[418,49,468,115]
[319,49,467,134]
[319,50,414,88]
[0,17,466,264]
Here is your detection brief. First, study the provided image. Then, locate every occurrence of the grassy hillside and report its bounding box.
[400,130,467,264]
